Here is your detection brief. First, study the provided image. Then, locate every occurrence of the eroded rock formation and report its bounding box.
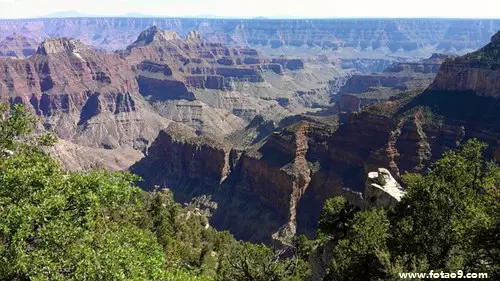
[429,31,500,98]
[0,28,344,171]
[0,33,38,58]
[335,54,455,112]
[364,168,405,209]
[120,26,345,134]
[45,139,144,171]
[0,37,173,169]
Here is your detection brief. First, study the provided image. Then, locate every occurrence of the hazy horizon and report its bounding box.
[0,0,500,19]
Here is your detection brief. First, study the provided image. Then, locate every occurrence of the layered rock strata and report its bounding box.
[335,54,455,112]
[428,32,500,98]
[120,26,345,132]
[0,37,173,169]
[0,33,38,58]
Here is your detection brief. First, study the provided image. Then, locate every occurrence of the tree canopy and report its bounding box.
[316,138,500,280]
[0,104,311,281]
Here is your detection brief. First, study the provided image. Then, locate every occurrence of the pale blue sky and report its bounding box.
[0,0,499,19]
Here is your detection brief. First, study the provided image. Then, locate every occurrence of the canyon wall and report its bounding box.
[429,32,500,98]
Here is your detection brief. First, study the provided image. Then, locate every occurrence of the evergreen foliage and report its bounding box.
[1,104,499,280]
[317,138,500,280]
[0,105,309,281]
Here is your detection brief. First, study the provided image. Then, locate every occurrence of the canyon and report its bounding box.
[1,17,500,244]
